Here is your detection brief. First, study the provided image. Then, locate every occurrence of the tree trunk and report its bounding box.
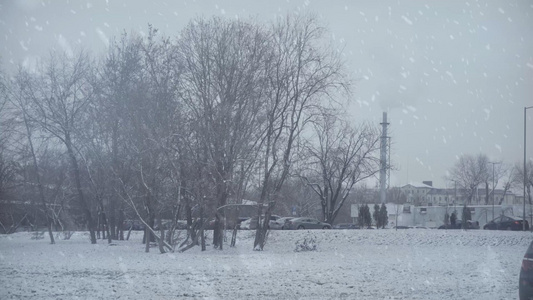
[96,212,101,239]
[201,227,206,251]
[254,202,275,251]
[104,212,112,244]
[118,208,125,241]
[167,202,181,245]
[213,185,228,249]
[213,214,223,250]
[109,196,116,240]
[22,113,55,245]
[126,227,132,241]
[66,138,96,244]
[157,218,166,254]
[184,191,196,243]
[142,215,156,244]
[230,227,238,247]
[145,226,150,253]
[485,182,489,205]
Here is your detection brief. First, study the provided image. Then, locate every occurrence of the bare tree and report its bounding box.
[253,13,350,250]
[8,68,56,243]
[91,32,147,241]
[275,178,320,218]
[484,161,506,205]
[514,161,533,205]
[300,114,381,225]
[0,66,25,234]
[0,66,17,205]
[20,51,98,244]
[178,17,269,249]
[449,153,489,204]
[495,163,516,205]
[387,187,405,229]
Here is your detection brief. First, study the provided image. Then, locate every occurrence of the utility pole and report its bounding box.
[525,106,533,231]
[380,112,390,204]
[454,180,457,213]
[489,161,500,220]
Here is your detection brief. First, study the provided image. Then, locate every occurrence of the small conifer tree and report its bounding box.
[373,204,381,228]
[462,205,472,229]
[379,203,388,229]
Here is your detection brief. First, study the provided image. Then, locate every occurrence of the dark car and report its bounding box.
[393,226,410,229]
[270,217,296,230]
[333,223,360,229]
[286,217,331,230]
[520,240,533,300]
[438,220,479,230]
[205,216,249,230]
[483,215,529,231]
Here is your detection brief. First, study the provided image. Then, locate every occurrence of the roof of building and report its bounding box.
[424,188,515,196]
[401,183,434,189]
[427,188,450,195]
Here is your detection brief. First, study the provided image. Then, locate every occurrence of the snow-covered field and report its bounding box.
[0,229,531,299]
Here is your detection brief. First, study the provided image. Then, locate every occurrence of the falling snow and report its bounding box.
[401,15,413,25]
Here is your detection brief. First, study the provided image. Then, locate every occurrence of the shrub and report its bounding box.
[294,233,318,252]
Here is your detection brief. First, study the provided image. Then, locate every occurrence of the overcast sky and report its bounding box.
[1,0,532,189]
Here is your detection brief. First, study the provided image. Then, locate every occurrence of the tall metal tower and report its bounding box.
[380,112,390,204]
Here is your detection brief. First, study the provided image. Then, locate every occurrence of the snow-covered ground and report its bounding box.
[0,229,531,299]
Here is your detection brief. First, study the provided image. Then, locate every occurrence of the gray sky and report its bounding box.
[1,0,532,189]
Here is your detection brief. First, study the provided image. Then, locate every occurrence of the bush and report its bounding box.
[294,233,318,252]
[31,231,45,240]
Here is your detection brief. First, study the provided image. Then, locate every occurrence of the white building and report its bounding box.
[400,182,518,207]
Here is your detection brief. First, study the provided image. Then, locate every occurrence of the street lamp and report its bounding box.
[489,161,500,220]
[524,106,533,231]
[448,179,458,219]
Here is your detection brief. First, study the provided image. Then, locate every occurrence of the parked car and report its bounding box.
[154,219,188,230]
[410,226,431,229]
[270,217,296,230]
[393,226,410,229]
[483,215,529,231]
[438,220,479,230]
[205,217,244,230]
[520,240,533,300]
[175,220,188,229]
[235,217,249,229]
[240,215,281,230]
[285,217,331,230]
[333,223,360,229]
[238,218,252,230]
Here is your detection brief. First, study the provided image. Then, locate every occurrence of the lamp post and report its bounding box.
[453,180,457,213]
[525,106,533,231]
[489,161,500,220]
[448,179,458,224]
